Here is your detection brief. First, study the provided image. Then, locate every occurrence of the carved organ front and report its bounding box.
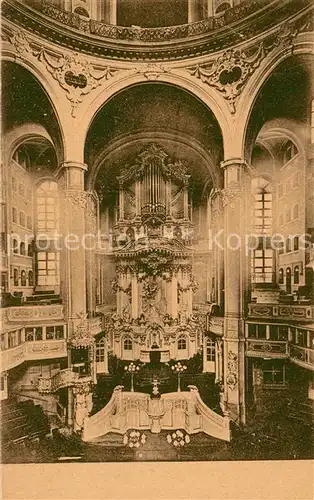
[99,144,209,362]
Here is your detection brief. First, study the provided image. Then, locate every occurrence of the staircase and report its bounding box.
[0,399,50,449]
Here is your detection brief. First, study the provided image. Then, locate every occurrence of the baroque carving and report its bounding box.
[136,63,170,81]
[66,190,88,210]
[221,182,242,207]
[226,351,238,391]
[187,44,265,113]
[35,50,117,116]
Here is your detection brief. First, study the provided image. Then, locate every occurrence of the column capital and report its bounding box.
[220,158,252,172]
[56,161,88,176]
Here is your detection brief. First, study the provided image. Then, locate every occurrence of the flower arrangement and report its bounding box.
[123,430,146,448]
[166,430,190,447]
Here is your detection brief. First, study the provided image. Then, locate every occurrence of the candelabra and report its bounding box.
[171,362,187,392]
[124,362,140,392]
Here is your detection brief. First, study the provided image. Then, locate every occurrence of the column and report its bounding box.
[56,161,88,336]
[118,181,124,221]
[67,387,73,427]
[135,180,141,218]
[188,0,201,22]
[85,192,98,317]
[221,158,252,424]
[131,274,138,318]
[171,275,178,318]
[183,182,189,220]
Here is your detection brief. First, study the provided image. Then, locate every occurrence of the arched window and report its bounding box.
[20,242,25,255]
[36,181,59,232]
[279,268,284,284]
[28,243,33,257]
[294,266,300,285]
[283,140,298,165]
[12,207,17,223]
[123,337,133,351]
[19,211,25,227]
[13,269,19,286]
[215,2,231,15]
[13,146,29,169]
[20,270,26,286]
[294,236,299,251]
[293,205,299,220]
[286,238,291,253]
[28,270,34,287]
[74,7,89,17]
[13,239,18,254]
[177,335,187,350]
[286,267,292,294]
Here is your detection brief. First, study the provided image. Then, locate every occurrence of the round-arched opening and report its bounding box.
[1,62,64,163]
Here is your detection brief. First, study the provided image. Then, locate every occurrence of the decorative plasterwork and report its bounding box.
[221,182,242,207]
[187,44,265,114]
[135,63,170,81]
[65,190,88,210]
[69,313,94,348]
[36,50,118,116]
[226,351,238,391]
[7,28,119,117]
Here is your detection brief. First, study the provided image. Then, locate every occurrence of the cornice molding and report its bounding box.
[2,0,312,62]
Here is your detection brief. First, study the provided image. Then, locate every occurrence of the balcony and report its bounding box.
[2,0,310,61]
[248,303,314,323]
[4,304,64,323]
[289,345,314,372]
[208,317,224,336]
[88,316,104,336]
[38,369,92,393]
[0,339,67,371]
[246,339,289,359]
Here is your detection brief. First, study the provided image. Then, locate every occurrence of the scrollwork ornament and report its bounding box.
[221,183,241,207]
[66,190,88,210]
[226,351,238,391]
[187,44,265,113]
[36,50,118,116]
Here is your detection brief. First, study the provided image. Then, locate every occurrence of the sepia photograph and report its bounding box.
[0,0,314,497]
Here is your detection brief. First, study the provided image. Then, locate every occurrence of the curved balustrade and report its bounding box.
[32,0,273,43]
[83,385,230,442]
[38,369,92,393]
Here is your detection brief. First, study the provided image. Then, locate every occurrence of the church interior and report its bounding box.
[1,0,314,463]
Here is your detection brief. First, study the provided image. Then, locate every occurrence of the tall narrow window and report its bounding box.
[206,336,215,362]
[36,181,59,232]
[293,266,300,285]
[279,268,284,284]
[28,270,34,287]
[293,236,299,251]
[20,270,26,286]
[254,189,272,235]
[13,268,18,286]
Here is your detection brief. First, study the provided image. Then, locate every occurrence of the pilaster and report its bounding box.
[221,158,252,424]
[56,161,88,335]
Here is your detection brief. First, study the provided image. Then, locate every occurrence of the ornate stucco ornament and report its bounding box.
[35,50,118,116]
[8,29,32,57]
[187,43,265,113]
[135,63,170,81]
[226,351,238,391]
[69,312,94,348]
[221,182,242,207]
